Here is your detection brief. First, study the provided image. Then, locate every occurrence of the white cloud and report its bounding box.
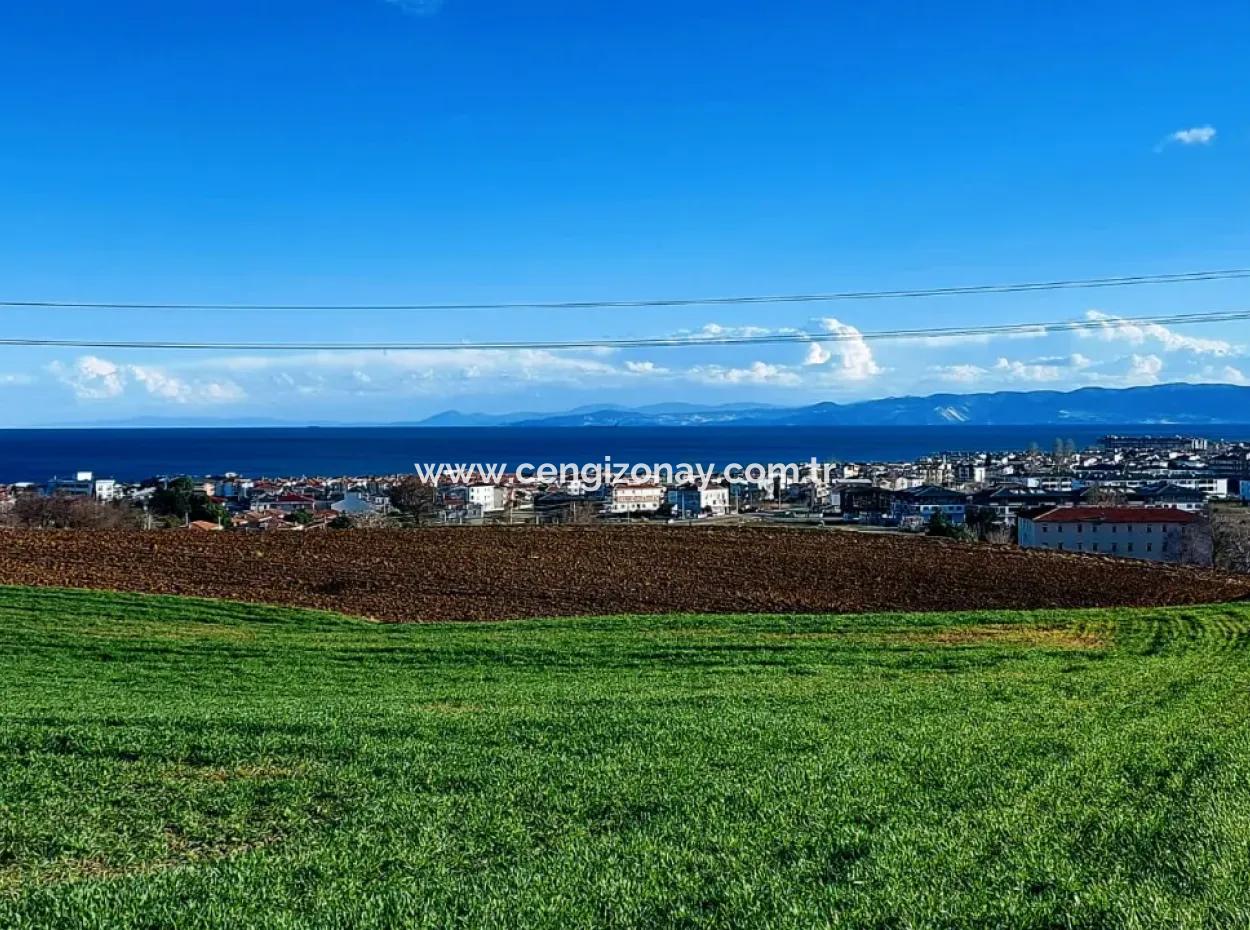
[50,355,126,399]
[129,365,193,402]
[930,363,988,384]
[678,322,778,339]
[807,317,882,381]
[0,373,35,387]
[161,346,669,401]
[1162,125,1216,147]
[931,353,1095,386]
[993,357,1063,382]
[892,325,1050,348]
[1128,353,1164,383]
[803,342,832,366]
[1197,364,1250,386]
[51,355,245,404]
[1081,310,1236,356]
[624,360,669,375]
[687,361,801,386]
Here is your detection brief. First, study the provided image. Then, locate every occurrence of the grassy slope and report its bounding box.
[2,588,1250,929]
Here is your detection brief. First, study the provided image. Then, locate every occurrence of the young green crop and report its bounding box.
[2,586,1249,929]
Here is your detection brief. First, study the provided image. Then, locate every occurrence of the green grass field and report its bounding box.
[3,586,1250,929]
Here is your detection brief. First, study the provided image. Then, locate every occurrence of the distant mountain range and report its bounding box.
[427,383,1250,428]
[40,383,1250,429]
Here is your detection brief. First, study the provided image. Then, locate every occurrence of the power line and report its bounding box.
[2,308,1248,352]
[1,269,1247,312]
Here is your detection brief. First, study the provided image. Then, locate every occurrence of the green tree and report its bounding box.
[150,478,225,524]
[964,506,999,541]
[926,511,967,539]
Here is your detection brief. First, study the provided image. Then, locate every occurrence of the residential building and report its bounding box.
[826,480,873,513]
[667,485,730,517]
[892,485,969,526]
[1129,482,1207,513]
[609,482,664,514]
[187,520,224,531]
[970,485,1079,527]
[466,484,509,513]
[45,471,118,501]
[837,485,897,522]
[330,490,390,515]
[1100,435,1210,452]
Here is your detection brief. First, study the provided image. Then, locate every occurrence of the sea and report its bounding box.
[3,425,1250,484]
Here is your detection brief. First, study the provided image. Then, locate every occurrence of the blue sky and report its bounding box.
[0,0,1247,424]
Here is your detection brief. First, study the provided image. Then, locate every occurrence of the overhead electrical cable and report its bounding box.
[0,269,1247,312]
[1,308,1248,352]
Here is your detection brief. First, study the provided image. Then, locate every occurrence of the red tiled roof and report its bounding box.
[1032,507,1197,524]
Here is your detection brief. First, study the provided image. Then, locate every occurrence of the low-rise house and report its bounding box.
[234,512,289,532]
[330,490,390,515]
[892,485,969,526]
[970,485,1080,527]
[187,519,224,531]
[1018,506,1204,563]
[1130,482,1207,513]
[269,493,318,514]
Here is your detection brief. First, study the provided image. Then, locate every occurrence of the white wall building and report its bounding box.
[1018,507,1199,563]
[667,485,730,517]
[466,484,509,513]
[609,483,664,514]
[1073,476,1229,497]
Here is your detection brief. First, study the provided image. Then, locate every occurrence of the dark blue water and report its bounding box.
[2,425,1249,483]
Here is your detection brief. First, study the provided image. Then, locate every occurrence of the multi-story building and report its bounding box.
[667,485,730,518]
[891,485,969,526]
[1129,482,1207,513]
[609,482,664,514]
[45,471,118,501]
[466,484,509,513]
[1018,507,1201,563]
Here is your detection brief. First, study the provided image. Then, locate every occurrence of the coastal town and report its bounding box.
[3,434,1249,569]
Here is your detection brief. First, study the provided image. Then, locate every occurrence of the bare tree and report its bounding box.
[1211,506,1250,574]
[1082,486,1126,506]
[387,478,439,525]
[1180,518,1214,568]
[5,494,139,529]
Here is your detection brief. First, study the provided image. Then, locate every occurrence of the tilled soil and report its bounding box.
[1,526,1247,622]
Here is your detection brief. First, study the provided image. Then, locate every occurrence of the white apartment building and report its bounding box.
[667,485,731,517]
[609,482,664,513]
[466,484,509,513]
[1073,475,1229,497]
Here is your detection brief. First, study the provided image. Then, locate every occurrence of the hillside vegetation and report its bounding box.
[3,587,1250,928]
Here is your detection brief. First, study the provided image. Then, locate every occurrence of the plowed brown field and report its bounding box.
[1,526,1247,621]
